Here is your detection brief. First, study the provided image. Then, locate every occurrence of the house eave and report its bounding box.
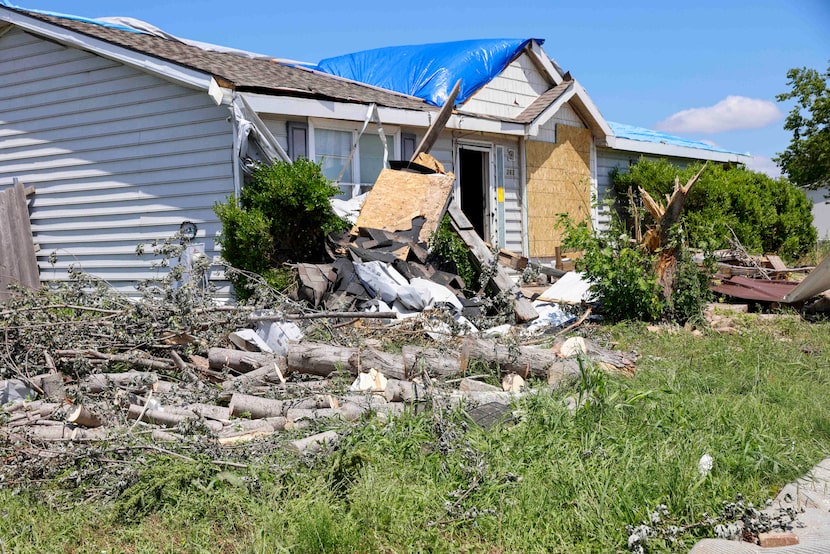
[0,6,216,92]
[242,92,528,135]
[604,136,751,164]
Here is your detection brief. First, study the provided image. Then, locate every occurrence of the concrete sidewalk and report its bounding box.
[690,457,830,553]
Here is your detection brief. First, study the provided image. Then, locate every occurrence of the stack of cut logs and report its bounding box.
[2,336,635,454]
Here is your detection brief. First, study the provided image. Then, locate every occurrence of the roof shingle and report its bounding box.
[11,8,434,112]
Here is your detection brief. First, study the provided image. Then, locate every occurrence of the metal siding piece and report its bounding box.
[463,53,552,119]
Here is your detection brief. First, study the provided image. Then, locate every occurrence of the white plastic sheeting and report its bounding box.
[330,193,368,225]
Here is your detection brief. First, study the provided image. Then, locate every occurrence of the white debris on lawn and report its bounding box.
[251,316,304,357]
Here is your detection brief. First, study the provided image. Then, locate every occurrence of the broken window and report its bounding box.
[311,122,398,198]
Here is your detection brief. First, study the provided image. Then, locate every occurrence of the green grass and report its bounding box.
[2,315,829,553]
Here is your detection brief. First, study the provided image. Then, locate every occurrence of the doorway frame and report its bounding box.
[455,140,496,244]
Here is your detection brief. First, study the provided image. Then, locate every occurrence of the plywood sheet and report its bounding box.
[0,182,39,302]
[526,124,592,257]
[355,168,456,243]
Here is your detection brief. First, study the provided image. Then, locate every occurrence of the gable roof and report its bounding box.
[0,4,434,112]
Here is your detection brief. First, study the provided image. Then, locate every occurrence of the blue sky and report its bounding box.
[14,0,830,176]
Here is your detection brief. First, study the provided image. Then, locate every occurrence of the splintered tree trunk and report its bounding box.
[638,163,706,301]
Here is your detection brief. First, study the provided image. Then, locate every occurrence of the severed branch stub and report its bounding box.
[638,163,707,301]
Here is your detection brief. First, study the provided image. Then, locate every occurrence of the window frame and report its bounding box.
[308,118,401,198]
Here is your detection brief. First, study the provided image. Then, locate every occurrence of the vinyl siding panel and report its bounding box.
[0,28,234,296]
[463,53,551,119]
[535,102,586,143]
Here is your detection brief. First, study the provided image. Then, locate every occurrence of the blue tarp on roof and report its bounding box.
[608,121,745,156]
[0,1,146,32]
[312,38,539,107]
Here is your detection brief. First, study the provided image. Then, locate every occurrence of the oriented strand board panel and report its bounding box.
[526,124,592,257]
[355,169,456,243]
[0,182,39,301]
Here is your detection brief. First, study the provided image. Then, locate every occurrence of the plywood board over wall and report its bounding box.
[526,124,592,258]
[354,168,456,243]
[0,181,39,302]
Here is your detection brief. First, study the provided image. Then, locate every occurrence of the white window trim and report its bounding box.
[308,118,401,198]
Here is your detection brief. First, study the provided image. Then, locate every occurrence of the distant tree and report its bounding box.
[774,62,830,190]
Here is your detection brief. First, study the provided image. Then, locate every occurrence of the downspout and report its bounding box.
[231,111,242,199]
[519,134,529,257]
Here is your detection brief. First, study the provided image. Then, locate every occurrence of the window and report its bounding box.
[309,121,399,198]
[287,122,308,161]
[315,129,353,183]
[358,133,393,184]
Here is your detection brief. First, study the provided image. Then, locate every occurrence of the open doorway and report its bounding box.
[458,146,491,241]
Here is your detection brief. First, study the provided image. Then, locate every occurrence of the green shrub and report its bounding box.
[428,215,479,292]
[214,159,348,296]
[559,215,711,323]
[559,215,665,321]
[613,159,816,262]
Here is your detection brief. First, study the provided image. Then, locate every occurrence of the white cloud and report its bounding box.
[745,155,781,179]
[656,96,781,134]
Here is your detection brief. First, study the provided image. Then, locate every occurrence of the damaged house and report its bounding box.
[0,3,750,299]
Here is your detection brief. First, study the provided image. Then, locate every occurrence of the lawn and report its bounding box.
[2,313,829,553]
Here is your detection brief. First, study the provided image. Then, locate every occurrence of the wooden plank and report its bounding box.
[410,79,461,162]
[449,204,538,322]
[766,255,788,272]
[0,182,39,302]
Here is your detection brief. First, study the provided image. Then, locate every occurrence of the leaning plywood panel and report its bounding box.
[0,182,39,301]
[354,168,455,243]
[526,124,592,257]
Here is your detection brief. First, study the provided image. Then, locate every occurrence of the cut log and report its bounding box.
[208,347,285,373]
[384,379,427,403]
[459,378,502,393]
[40,373,65,401]
[82,371,167,394]
[228,393,285,419]
[404,339,555,379]
[287,342,358,377]
[67,405,102,428]
[185,403,230,422]
[287,430,338,455]
[357,348,407,380]
[127,404,223,432]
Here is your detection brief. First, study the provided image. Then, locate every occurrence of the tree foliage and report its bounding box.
[774,62,830,190]
[613,159,816,262]
[214,159,348,295]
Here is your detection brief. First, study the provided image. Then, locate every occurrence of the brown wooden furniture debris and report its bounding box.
[0,181,39,302]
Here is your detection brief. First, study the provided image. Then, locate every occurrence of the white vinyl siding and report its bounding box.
[0,28,234,296]
[535,102,586,144]
[462,53,552,119]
